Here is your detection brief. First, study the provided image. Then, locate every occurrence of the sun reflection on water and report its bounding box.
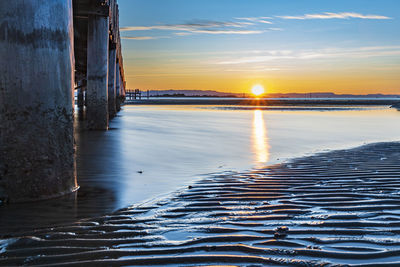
[252,110,269,167]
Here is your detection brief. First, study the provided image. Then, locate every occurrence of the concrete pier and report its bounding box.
[0,0,77,202]
[0,0,126,203]
[77,85,85,120]
[116,61,121,111]
[86,14,109,130]
[78,88,85,110]
[108,43,117,118]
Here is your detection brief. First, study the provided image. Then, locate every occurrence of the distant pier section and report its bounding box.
[0,0,126,203]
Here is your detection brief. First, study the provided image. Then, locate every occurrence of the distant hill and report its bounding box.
[145,90,400,98]
[148,90,237,97]
[265,92,400,98]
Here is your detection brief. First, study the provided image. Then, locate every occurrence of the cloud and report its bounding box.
[172,29,265,36]
[278,12,392,20]
[119,19,273,39]
[216,46,400,65]
[119,11,391,41]
[119,15,296,41]
[174,32,193,36]
[120,20,256,32]
[121,36,168,40]
[258,20,274,24]
[182,29,264,35]
[225,67,282,72]
[235,17,274,24]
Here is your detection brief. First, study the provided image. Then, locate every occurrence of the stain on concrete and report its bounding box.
[0,21,69,50]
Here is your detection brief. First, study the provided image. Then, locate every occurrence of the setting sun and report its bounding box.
[251,84,265,96]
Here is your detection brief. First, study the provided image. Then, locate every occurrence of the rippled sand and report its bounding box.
[2,142,400,266]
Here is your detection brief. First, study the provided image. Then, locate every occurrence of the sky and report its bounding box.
[118,0,400,94]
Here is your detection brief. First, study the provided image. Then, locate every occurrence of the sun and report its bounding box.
[251,84,265,96]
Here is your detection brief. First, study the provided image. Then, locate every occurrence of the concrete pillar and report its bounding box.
[108,43,117,118]
[77,87,84,108]
[122,81,126,101]
[115,62,121,111]
[86,14,109,130]
[0,0,77,203]
[77,86,85,120]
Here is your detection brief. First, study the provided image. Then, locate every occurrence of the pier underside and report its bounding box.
[0,0,126,202]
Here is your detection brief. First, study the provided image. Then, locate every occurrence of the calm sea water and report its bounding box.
[1,104,400,233]
[111,105,400,205]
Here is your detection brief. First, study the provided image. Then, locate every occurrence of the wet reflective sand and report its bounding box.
[2,142,400,265]
[0,105,399,236]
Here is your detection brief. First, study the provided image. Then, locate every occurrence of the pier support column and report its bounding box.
[78,88,84,109]
[122,81,126,103]
[77,85,85,120]
[116,61,121,111]
[86,14,109,130]
[108,43,117,119]
[0,0,77,203]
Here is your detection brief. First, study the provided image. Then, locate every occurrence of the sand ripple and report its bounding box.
[2,142,400,266]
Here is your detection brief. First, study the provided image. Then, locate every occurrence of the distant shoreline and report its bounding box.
[125,97,400,106]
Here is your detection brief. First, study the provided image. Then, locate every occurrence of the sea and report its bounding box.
[1,99,400,234]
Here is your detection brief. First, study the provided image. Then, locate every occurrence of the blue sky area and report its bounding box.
[118,0,400,94]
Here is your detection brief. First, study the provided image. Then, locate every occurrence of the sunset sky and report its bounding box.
[118,0,399,94]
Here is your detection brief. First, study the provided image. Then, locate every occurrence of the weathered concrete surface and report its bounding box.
[116,61,121,111]
[77,88,84,109]
[121,74,126,100]
[0,0,77,203]
[108,44,117,118]
[86,15,109,130]
[77,85,85,121]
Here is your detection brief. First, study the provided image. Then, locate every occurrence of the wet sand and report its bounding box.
[2,142,400,265]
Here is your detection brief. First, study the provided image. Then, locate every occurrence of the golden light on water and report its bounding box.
[252,110,269,166]
[251,84,265,96]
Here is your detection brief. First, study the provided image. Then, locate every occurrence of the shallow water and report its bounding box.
[0,104,399,234]
[2,142,400,266]
[112,105,400,206]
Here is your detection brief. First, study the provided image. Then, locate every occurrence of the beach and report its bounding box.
[1,104,400,233]
[1,0,399,265]
[1,103,400,265]
[1,141,400,265]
